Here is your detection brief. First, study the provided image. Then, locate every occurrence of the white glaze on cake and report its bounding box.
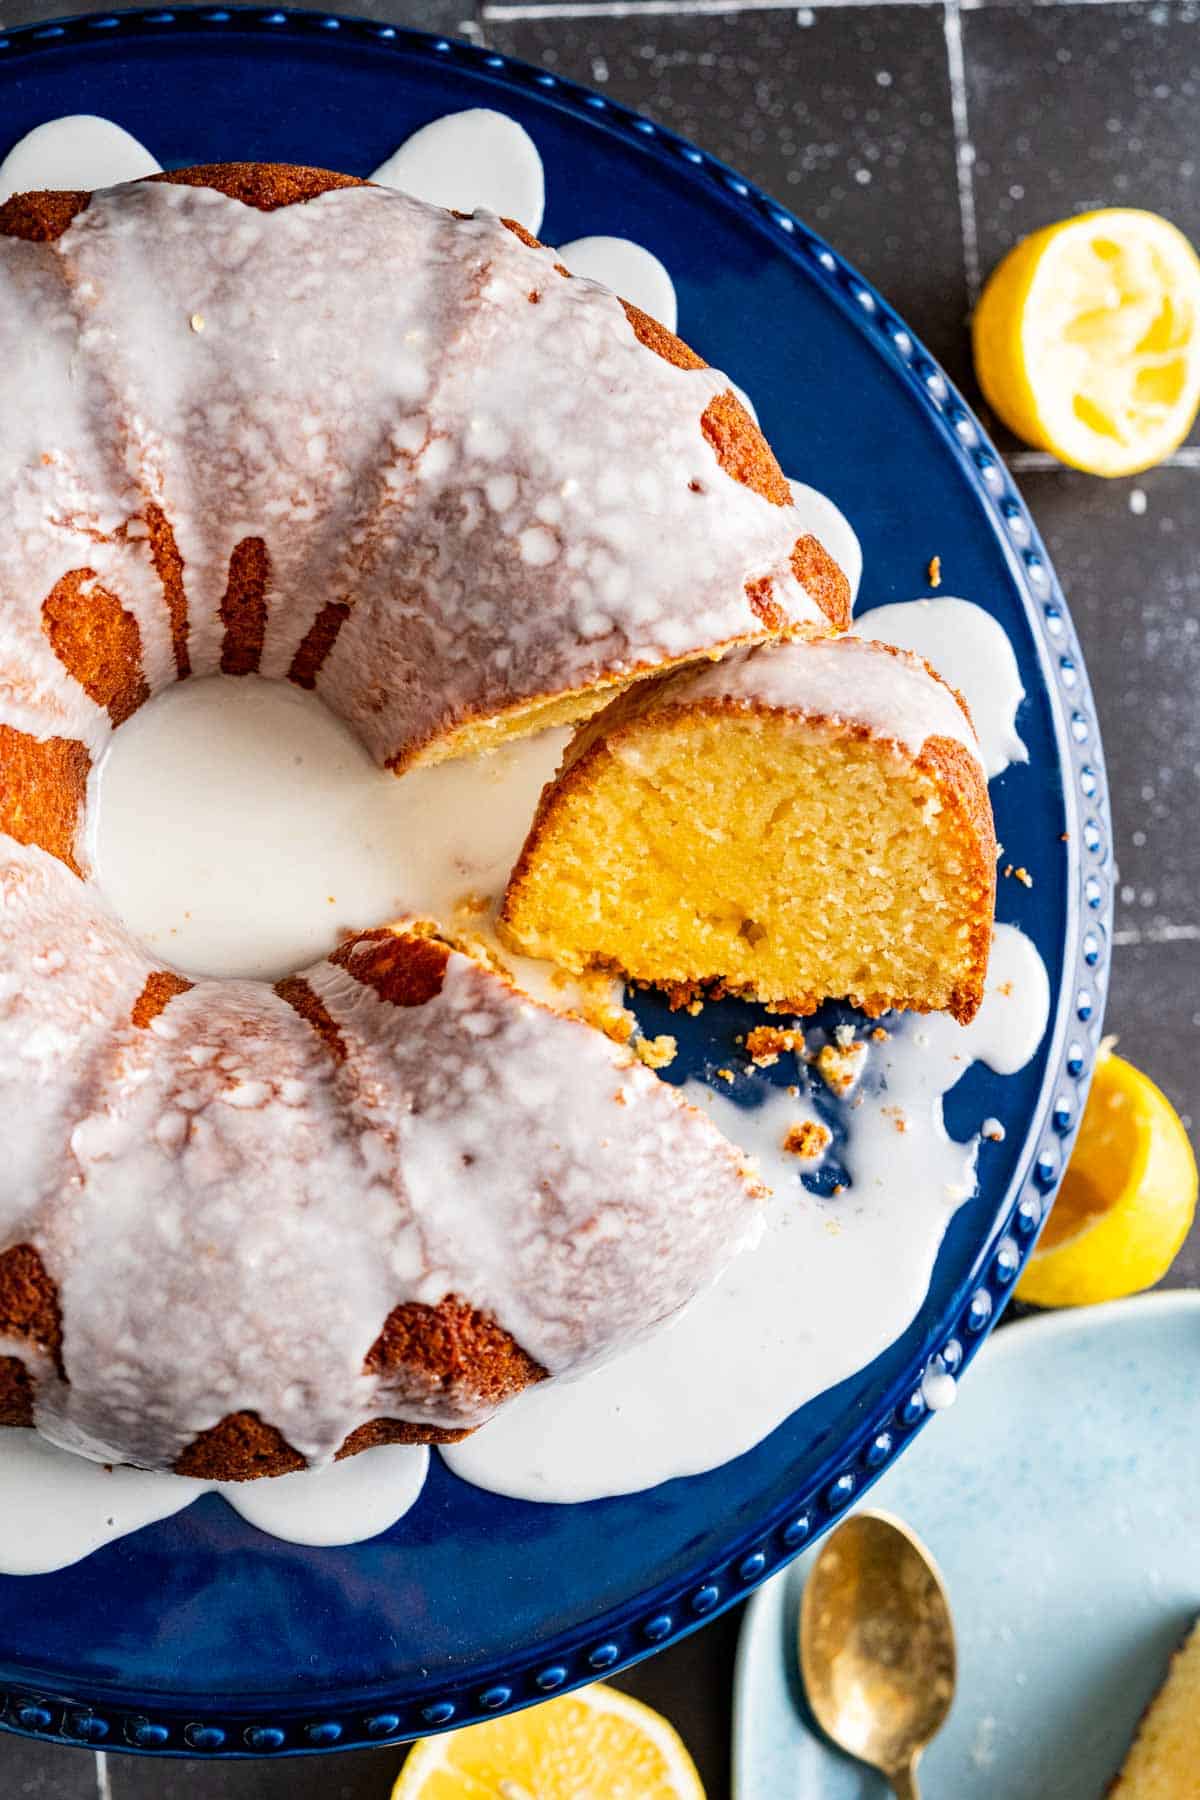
[634,633,984,766]
[0,178,831,777]
[370,108,546,236]
[0,837,760,1469]
[856,597,1027,780]
[0,115,160,206]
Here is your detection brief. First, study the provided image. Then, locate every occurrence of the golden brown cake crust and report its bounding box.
[0,726,91,876]
[0,1243,63,1371]
[131,970,195,1030]
[0,1357,35,1428]
[42,569,150,726]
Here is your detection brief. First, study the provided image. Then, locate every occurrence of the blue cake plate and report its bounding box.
[0,9,1111,1758]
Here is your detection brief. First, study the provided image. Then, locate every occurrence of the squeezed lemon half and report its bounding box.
[1016,1051,1197,1308]
[392,1684,706,1800]
[973,209,1200,476]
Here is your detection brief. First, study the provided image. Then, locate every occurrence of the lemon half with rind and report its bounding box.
[973,209,1200,477]
[391,1683,706,1800]
[1016,1051,1197,1308]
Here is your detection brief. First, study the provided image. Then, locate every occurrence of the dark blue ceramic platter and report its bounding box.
[0,8,1111,1758]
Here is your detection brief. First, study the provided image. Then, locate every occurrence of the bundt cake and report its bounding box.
[501,636,997,1022]
[0,161,861,1478]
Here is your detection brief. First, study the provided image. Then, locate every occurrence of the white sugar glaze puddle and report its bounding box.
[370,108,546,236]
[856,597,1027,780]
[1,106,1048,1566]
[0,115,160,205]
[0,1433,427,1575]
[557,235,678,332]
[91,677,571,987]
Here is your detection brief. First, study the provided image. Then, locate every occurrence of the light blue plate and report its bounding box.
[734,1294,1200,1799]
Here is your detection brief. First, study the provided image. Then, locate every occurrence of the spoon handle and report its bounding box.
[889,1753,922,1800]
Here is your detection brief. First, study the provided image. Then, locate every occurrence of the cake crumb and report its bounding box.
[635,1033,678,1071]
[613,1090,627,1106]
[1013,865,1034,888]
[189,312,205,333]
[817,1040,867,1096]
[745,1024,805,1067]
[981,1116,1005,1142]
[870,1026,889,1043]
[787,1084,800,1098]
[833,1022,857,1049]
[782,1120,832,1160]
[716,1067,735,1084]
[453,890,492,919]
[882,1104,910,1134]
[588,1000,637,1044]
[927,553,942,588]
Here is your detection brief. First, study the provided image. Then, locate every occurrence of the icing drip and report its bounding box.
[370,109,546,236]
[444,924,1049,1501]
[648,633,985,766]
[0,1429,428,1575]
[855,597,1027,781]
[557,236,678,333]
[0,116,160,206]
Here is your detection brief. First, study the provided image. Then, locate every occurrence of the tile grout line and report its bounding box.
[483,0,939,20]
[1006,447,1200,470]
[94,1751,113,1800]
[1112,923,1200,946]
[942,0,982,308]
[485,0,1200,15]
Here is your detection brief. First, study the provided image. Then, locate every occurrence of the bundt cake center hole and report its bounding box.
[90,675,567,983]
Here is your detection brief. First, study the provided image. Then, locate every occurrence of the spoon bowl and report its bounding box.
[799,1510,956,1798]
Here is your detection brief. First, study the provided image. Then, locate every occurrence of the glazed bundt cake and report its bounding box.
[501,636,997,1022]
[0,162,859,1478]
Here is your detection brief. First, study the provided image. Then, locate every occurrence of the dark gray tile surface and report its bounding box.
[486,6,972,385]
[0,1736,97,1799]
[112,1744,403,1798]
[2,2,1199,1798]
[0,0,481,35]
[1019,461,1200,1282]
[963,0,1200,441]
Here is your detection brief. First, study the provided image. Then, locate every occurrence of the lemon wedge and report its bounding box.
[391,1684,706,1800]
[972,209,1200,476]
[1016,1051,1197,1308]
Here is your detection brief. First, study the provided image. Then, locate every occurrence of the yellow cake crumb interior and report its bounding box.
[503,713,988,1017]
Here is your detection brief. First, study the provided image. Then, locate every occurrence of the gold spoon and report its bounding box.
[799,1510,956,1799]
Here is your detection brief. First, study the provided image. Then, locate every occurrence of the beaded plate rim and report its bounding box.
[0,4,1113,1758]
